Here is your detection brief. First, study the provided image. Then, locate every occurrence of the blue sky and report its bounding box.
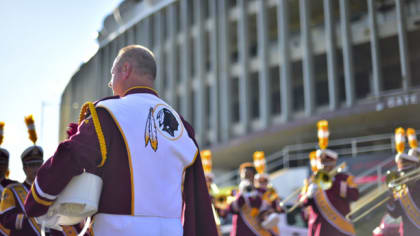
[0,1,122,181]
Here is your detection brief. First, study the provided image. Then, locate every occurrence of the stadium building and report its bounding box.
[60,0,420,173]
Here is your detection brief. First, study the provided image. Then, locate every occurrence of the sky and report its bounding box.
[0,1,122,182]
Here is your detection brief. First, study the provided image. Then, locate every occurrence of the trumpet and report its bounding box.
[280,162,347,213]
[212,186,237,210]
[346,167,420,222]
[388,167,420,189]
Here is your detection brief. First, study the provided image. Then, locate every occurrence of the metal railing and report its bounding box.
[215,130,419,187]
[355,156,396,195]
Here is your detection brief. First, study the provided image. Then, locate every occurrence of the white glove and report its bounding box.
[306,183,318,199]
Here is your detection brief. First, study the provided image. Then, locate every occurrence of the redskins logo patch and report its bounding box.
[144,104,184,152]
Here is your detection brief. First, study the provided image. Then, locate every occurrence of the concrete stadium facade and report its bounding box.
[60,0,420,171]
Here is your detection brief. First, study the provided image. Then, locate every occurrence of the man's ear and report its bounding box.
[122,62,132,80]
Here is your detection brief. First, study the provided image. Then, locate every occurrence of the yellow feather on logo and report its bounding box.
[145,107,158,152]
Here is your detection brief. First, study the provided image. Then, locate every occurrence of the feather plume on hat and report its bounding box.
[0,122,4,146]
[24,115,37,144]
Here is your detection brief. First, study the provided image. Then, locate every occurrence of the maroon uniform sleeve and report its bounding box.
[0,188,34,232]
[0,209,34,232]
[24,109,110,217]
[225,195,246,215]
[180,118,218,236]
[387,195,403,219]
[342,174,359,202]
[0,207,22,230]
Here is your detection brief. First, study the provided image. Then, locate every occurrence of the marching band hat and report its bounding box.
[316,149,338,160]
[408,147,420,158]
[0,148,9,159]
[239,162,256,173]
[395,153,419,163]
[0,148,9,165]
[21,145,43,165]
[254,173,269,181]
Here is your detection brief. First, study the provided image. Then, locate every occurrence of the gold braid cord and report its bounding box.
[79,102,107,168]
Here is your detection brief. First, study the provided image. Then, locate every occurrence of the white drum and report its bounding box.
[37,172,103,227]
[261,213,281,230]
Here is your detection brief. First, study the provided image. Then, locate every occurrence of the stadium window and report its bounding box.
[230,21,239,63]
[131,26,138,44]
[175,2,181,34]
[175,43,181,83]
[149,17,155,49]
[267,5,278,44]
[229,0,237,9]
[270,66,281,115]
[380,35,402,91]
[249,13,258,58]
[292,61,304,112]
[203,0,210,20]
[190,36,196,76]
[407,30,420,87]
[188,0,194,27]
[250,72,260,119]
[353,42,372,99]
[231,77,240,123]
[175,94,181,113]
[205,31,211,72]
[288,0,301,35]
[335,49,346,104]
[205,83,211,129]
[162,10,168,43]
[349,0,368,23]
[314,54,329,106]
[161,50,167,92]
[190,88,196,129]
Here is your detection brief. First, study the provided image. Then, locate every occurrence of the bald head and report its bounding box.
[109,45,157,96]
[115,45,157,80]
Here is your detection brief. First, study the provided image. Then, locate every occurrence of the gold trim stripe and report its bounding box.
[99,106,135,215]
[11,185,41,233]
[399,187,420,229]
[314,190,355,235]
[122,86,158,97]
[30,185,53,206]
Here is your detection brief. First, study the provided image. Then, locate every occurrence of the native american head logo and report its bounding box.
[156,108,179,137]
[144,105,183,152]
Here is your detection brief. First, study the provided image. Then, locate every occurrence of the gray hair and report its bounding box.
[116,45,157,80]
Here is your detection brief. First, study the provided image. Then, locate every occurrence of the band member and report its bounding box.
[0,122,18,236]
[387,128,420,236]
[24,45,217,235]
[201,149,223,236]
[0,116,43,236]
[300,151,318,222]
[253,151,281,235]
[0,116,79,236]
[222,162,275,236]
[300,120,359,236]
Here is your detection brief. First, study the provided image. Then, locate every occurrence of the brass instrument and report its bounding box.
[346,168,420,222]
[280,162,347,213]
[212,186,238,210]
[388,167,420,189]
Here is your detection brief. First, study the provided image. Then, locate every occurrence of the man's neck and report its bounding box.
[24,178,33,185]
